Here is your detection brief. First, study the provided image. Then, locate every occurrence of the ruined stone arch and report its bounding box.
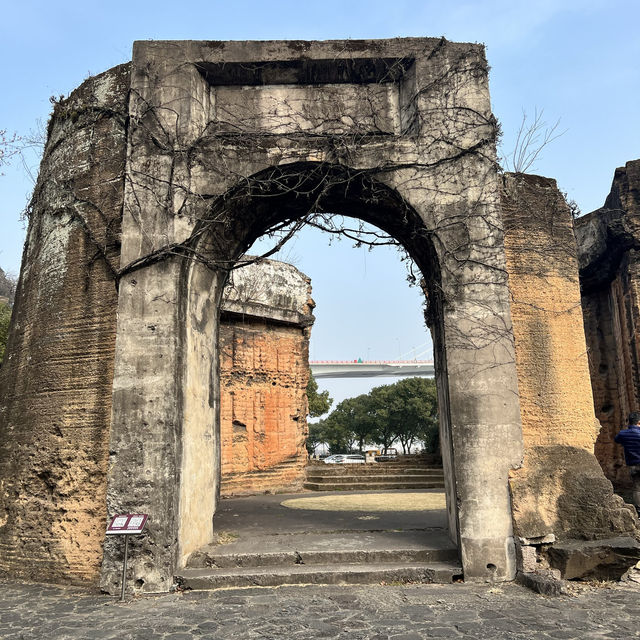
[3,37,636,596]
[105,151,523,594]
[178,159,446,551]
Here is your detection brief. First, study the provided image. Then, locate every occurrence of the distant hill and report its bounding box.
[0,267,15,304]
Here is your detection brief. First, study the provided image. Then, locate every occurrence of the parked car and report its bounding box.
[323,454,366,464]
[375,448,398,462]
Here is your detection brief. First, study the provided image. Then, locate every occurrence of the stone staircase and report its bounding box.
[176,530,461,590]
[304,455,445,491]
[221,455,306,497]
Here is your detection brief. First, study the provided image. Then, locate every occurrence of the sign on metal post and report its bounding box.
[106,513,148,601]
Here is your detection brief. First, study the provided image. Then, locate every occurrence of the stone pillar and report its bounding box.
[502,173,637,546]
[0,65,129,585]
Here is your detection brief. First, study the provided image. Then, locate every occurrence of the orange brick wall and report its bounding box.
[219,315,310,495]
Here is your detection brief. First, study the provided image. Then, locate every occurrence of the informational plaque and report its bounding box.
[106,513,149,601]
[106,513,148,535]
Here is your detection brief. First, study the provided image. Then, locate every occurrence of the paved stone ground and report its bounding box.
[1,578,639,639]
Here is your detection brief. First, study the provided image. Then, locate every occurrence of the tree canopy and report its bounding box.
[307,369,333,418]
[309,377,438,455]
[0,301,12,365]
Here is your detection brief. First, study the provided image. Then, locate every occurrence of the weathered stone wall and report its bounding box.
[2,38,527,590]
[219,260,314,496]
[502,173,637,543]
[576,160,640,488]
[0,64,130,584]
[0,60,314,586]
[9,38,632,591]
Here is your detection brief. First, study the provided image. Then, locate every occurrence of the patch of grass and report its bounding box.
[280,492,447,512]
[212,531,239,545]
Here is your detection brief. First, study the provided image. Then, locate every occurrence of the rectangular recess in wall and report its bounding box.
[195,57,414,86]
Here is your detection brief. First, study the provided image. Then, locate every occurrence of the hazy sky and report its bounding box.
[2,0,639,405]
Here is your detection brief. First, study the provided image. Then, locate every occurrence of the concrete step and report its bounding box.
[187,531,458,569]
[176,561,462,590]
[308,466,444,476]
[303,481,445,491]
[306,474,444,483]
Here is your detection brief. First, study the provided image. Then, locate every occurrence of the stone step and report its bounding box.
[303,481,444,491]
[306,474,444,483]
[223,468,302,482]
[187,532,458,569]
[176,561,462,590]
[224,461,304,478]
[309,470,442,477]
[309,466,444,475]
[221,457,306,495]
[309,460,439,466]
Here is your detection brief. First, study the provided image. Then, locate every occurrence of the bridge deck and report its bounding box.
[310,361,435,379]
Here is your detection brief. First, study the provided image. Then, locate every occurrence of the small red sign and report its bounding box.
[106,513,148,535]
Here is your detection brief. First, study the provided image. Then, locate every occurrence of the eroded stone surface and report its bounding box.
[0,63,130,585]
[219,259,314,496]
[576,160,640,489]
[502,173,638,543]
[3,37,636,594]
[545,537,640,581]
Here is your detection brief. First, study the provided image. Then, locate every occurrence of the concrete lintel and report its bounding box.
[220,302,314,328]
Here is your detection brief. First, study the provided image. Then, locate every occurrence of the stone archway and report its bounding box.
[100,37,524,591]
[2,37,638,596]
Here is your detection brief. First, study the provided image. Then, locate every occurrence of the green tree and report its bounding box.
[311,376,439,456]
[308,416,352,454]
[321,394,377,453]
[0,301,12,365]
[306,420,326,455]
[384,377,439,454]
[306,369,332,417]
[319,414,354,454]
[368,384,396,451]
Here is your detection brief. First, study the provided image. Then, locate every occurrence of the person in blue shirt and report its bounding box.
[614,411,640,514]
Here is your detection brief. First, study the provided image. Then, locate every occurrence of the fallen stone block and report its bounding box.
[516,570,568,596]
[545,537,640,580]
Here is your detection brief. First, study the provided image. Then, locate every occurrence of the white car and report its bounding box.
[323,454,365,464]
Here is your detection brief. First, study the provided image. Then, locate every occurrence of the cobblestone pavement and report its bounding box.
[1,579,639,639]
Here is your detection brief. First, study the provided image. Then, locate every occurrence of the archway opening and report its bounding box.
[178,163,461,582]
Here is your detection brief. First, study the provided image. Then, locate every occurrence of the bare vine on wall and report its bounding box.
[500,108,564,175]
[23,39,525,361]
